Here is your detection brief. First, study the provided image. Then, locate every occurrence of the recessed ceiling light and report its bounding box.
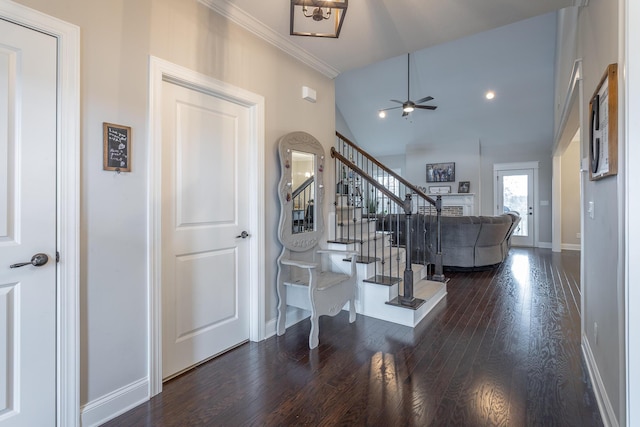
[485,91,495,100]
[378,110,386,118]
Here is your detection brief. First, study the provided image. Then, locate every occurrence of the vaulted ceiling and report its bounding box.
[202,0,577,156]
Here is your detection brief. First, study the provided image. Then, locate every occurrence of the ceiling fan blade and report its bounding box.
[390,99,404,104]
[402,111,409,117]
[381,106,402,111]
[416,96,434,104]
[414,105,438,110]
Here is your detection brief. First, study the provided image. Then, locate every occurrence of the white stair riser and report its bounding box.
[335,220,376,237]
[356,280,447,327]
[335,206,363,222]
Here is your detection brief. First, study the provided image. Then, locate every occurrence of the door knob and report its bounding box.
[236,231,250,239]
[10,253,49,268]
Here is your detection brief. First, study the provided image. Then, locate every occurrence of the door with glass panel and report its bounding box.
[496,168,534,247]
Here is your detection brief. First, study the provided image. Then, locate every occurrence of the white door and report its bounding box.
[0,19,57,426]
[161,79,251,379]
[496,168,535,247]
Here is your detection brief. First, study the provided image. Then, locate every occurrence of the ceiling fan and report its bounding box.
[379,53,437,118]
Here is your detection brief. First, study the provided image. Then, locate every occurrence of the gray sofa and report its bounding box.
[379,212,521,269]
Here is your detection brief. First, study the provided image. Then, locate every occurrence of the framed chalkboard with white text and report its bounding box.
[103,122,131,172]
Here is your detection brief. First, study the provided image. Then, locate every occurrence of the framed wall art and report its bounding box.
[589,63,618,181]
[103,122,131,172]
[429,185,451,194]
[458,181,470,193]
[426,162,455,182]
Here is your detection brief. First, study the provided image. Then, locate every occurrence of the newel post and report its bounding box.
[432,195,445,282]
[400,194,417,307]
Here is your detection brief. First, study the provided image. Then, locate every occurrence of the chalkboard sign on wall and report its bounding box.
[103,122,131,172]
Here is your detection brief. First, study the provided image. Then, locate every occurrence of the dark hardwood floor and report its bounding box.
[104,248,602,426]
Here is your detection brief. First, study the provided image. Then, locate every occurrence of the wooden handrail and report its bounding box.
[336,131,438,207]
[292,176,314,199]
[330,148,406,209]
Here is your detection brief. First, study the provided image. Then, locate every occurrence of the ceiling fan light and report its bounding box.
[403,105,414,113]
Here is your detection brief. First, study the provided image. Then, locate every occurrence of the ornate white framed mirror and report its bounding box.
[277,131,325,251]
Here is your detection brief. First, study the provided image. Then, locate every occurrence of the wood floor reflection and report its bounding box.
[104,248,602,426]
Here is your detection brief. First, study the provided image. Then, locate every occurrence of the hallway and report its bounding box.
[105,248,602,426]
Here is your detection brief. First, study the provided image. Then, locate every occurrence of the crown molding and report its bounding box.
[573,0,589,6]
[198,0,340,79]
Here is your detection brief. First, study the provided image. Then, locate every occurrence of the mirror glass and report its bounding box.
[291,150,315,234]
[277,131,324,252]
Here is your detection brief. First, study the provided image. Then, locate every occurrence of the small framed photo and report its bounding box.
[426,162,455,182]
[458,181,470,193]
[429,185,451,194]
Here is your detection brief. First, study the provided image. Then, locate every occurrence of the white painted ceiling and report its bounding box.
[202,0,575,156]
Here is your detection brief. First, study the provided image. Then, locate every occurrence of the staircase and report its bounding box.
[325,134,448,327]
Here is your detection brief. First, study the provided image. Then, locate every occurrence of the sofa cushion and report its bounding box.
[440,215,482,267]
[474,215,513,266]
[378,212,520,268]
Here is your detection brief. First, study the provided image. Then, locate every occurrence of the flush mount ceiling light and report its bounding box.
[290,0,348,38]
[485,91,495,100]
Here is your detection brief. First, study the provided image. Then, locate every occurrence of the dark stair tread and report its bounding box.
[342,255,381,264]
[363,275,402,286]
[385,296,426,310]
[328,238,358,244]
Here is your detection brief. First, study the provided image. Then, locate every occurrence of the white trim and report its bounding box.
[493,161,540,171]
[264,307,310,338]
[561,243,581,251]
[0,2,80,426]
[626,0,640,423]
[552,155,562,252]
[552,60,583,256]
[537,241,552,249]
[147,56,266,397]
[197,0,340,79]
[583,336,619,427]
[80,378,149,427]
[553,59,583,152]
[493,162,540,247]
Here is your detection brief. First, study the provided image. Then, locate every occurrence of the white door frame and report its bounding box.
[628,0,640,423]
[148,56,265,397]
[0,1,80,426]
[493,161,539,247]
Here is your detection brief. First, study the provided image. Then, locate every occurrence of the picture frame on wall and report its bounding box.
[458,181,470,193]
[426,162,455,182]
[429,185,451,194]
[589,63,618,181]
[103,122,131,172]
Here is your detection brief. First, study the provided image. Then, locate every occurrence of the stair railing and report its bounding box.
[291,176,314,233]
[333,132,445,285]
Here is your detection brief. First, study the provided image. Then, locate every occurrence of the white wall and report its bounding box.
[405,140,481,211]
[561,139,581,247]
[579,0,625,423]
[481,144,553,244]
[13,0,336,417]
[555,0,625,424]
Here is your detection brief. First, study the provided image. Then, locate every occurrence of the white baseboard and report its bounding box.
[582,334,618,427]
[561,243,581,251]
[264,306,310,338]
[80,377,149,427]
